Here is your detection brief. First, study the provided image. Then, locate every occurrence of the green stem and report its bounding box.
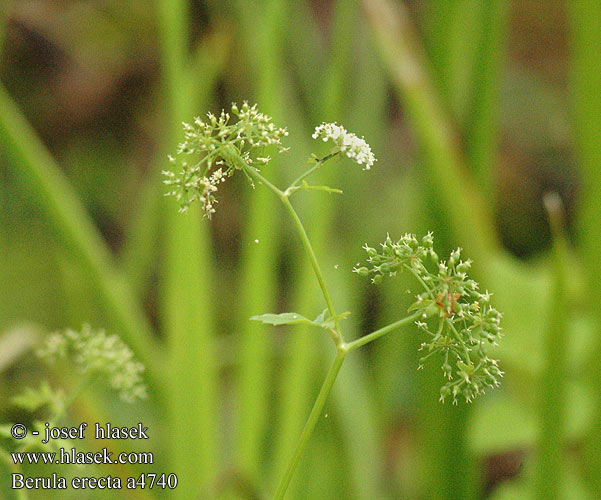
[347,311,421,352]
[403,264,435,297]
[271,309,421,500]
[286,153,339,194]
[244,165,343,340]
[272,348,347,500]
[246,166,285,197]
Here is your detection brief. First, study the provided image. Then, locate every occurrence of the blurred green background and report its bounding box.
[1,0,600,499]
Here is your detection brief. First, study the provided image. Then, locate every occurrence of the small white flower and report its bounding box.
[312,122,376,169]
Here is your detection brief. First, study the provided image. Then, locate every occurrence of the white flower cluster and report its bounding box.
[163,164,227,217]
[232,102,289,148]
[164,102,288,216]
[312,122,376,169]
[38,325,147,403]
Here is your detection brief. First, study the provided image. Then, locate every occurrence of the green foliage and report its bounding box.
[11,382,65,414]
[251,310,350,331]
[2,0,595,498]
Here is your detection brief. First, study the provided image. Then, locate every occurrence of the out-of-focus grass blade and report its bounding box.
[284,2,326,122]
[156,0,219,496]
[362,0,498,264]
[233,0,288,482]
[424,4,508,498]
[0,325,40,374]
[269,4,368,500]
[319,0,359,121]
[533,194,569,499]
[464,0,509,199]
[420,0,464,111]
[362,2,509,498]
[332,21,391,500]
[423,0,509,197]
[333,322,383,499]
[0,83,160,389]
[569,0,601,492]
[120,29,230,296]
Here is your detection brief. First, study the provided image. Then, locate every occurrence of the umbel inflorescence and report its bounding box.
[37,325,147,403]
[163,103,504,500]
[354,233,503,403]
[163,102,289,217]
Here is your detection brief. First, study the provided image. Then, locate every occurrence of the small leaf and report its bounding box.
[250,313,315,327]
[314,310,351,329]
[313,309,328,325]
[300,181,343,194]
[251,310,351,332]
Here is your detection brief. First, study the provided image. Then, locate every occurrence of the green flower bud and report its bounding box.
[354,267,369,276]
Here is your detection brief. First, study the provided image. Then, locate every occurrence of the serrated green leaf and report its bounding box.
[314,310,351,329]
[251,310,351,332]
[307,153,319,164]
[250,312,315,327]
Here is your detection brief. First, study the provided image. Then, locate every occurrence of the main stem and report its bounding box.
[272,348,347,500]
[243,161,419,500]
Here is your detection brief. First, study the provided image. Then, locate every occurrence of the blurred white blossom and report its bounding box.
[38,325,146,403]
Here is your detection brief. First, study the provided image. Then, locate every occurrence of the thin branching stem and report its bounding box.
[243,165,344,340]
[347,311,421,352]
[285,153,339,195]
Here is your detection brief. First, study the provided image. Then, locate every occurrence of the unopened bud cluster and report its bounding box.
[38,325,147,403]
[355,233,503,403]
[163,102,288,217]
